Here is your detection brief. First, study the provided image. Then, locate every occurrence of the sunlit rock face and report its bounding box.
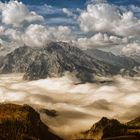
[0,46,33,73]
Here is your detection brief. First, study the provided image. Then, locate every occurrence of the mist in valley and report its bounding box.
[0,73,140,138]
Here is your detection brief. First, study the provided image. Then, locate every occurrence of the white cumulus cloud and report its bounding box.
[1,1,44,27]
[121,42,140,56]
[78,3,140,37]
[76,33,128,49]
[0,1,74,48]
[3,24,74,47]
[62,8,77,19]
[22,25,73,47]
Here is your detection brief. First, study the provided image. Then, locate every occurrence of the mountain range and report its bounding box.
[0,42,139,82]
[0,42,120,82]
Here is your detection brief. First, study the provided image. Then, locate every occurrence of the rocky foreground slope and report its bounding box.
[0,42,120,82]
[0,103,139,140]
[0,104,62,140]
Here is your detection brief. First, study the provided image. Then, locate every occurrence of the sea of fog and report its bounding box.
[0,73,140,138]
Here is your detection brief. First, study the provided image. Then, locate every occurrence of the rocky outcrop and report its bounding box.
[39,108,58,117]
[81,117,127,140]
[0,104,62,140]
[127,116,140,127]
[77,117,140,140]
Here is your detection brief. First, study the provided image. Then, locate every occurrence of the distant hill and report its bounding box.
[85,49,140,69]
[85,49,140,77]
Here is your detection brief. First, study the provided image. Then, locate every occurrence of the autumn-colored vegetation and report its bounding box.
[0,103,61,140]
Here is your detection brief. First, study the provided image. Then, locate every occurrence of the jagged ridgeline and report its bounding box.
[0,42,120,82]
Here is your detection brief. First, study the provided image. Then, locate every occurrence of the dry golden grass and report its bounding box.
[0,103,62,140]
[0,104,28,122]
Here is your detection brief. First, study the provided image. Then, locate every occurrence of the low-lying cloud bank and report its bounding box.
[0,74,139,137]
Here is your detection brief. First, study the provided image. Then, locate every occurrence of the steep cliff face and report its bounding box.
[0,42,118,82]
[0,104,62,140]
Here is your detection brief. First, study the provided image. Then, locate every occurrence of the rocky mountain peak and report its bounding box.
[0,42,118,82]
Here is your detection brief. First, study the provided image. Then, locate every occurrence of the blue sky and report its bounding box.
[26,0,140,29]
[1,0,140,7]
[0,0,140,34]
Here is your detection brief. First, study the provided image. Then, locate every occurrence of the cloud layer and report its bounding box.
[79,3,140,37]
[1,1,44,26]
[0,74,140,138]
[76,2,140,54]
[121,42,140,56]
[76,33,128,49]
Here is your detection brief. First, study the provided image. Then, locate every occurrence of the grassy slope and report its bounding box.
[0,104,62,140]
